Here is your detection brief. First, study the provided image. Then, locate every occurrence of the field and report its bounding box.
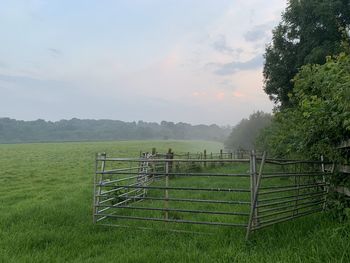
[0,140,349,262]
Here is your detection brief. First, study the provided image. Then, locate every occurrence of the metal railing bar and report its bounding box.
[254,208,323,228]
[100,175,140,184]
[99,167,142,173]
[98,165,165,175]
[263,171,325,176]
[101,181,141,195]
[97,158,250,163]
[262,173,326,178]
[259,183,328,195]
[95,213,248,227]
[259,191,326,203]
[101,185,250,193]
[100,174,164,186]
[116,188,142,197]
[99,197,115,204]
[259,182,329,190]
[98,171,251,178]
[258,199,324,214]
[257,200,324,219]
[96,195,250,205]
[96,205,249,216]
[259,159,331,165]
[96,192,145,214]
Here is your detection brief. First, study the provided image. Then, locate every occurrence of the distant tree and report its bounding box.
[0,118,231,143]
[264,0,350,108]
[224,111,272,151]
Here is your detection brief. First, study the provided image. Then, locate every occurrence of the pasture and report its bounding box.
[0,140,349,262]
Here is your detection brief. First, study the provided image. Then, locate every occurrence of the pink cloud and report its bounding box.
[232,91,244,97]
[215,91,225,100]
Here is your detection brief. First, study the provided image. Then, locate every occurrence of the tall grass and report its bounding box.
[0,140,349,262]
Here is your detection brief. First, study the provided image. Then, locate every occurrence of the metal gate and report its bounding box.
[93,150,331,239]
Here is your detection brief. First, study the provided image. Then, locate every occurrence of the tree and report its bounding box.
[224,111,272,151]
[263,0,350,108]
[257,53,350,159]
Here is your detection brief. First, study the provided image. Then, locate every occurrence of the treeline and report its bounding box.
[0,118,231,144]
[226,0,350,160]
[224,111,272,151]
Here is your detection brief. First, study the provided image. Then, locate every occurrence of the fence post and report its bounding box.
[220,149,223,166]
[252,150,258,226]
[293,162,301,216]
[167,148,173,172]
[204,149,207,168]
[165,161,169,220]
[93,152,106,224]
[321,155,328,211]
[93,153,98,223]
[141,152,149,196]
[246,151,266,240]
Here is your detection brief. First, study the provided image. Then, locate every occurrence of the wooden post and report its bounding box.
[152,147,156,155]
[165,161,169,220]
[204,149,207,168]
[167,148,173,172]
[187,152,190,170]
[220,149,223,166]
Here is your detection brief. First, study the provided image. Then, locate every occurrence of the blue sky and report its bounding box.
[0,0,286,125]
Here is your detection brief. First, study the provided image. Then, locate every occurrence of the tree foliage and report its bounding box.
[258,53,350,159]
[264,0,350,108]
[0,118,231,143]
[224,111,272,151]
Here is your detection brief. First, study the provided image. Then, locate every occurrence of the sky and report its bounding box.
[0,0,287,126]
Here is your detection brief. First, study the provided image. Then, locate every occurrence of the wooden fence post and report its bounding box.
[165,161,169,220]
[220,149,223,166]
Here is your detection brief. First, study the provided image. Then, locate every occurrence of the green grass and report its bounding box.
[0,140,349,262]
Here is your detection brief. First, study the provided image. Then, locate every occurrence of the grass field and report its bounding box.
[0,140,349,262]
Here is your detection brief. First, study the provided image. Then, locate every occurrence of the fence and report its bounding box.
[93,150,331,239]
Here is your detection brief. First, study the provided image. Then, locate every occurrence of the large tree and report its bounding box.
[258,53,350,158]
[263,0,350,108]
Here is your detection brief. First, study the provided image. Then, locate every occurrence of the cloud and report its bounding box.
[213,54,263,75]
[244,23,273,42]
[215,91,225,100]
[232,91,244,98]
[212,35,233,53]
[48,48,62,57]
[211,35,243,56]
